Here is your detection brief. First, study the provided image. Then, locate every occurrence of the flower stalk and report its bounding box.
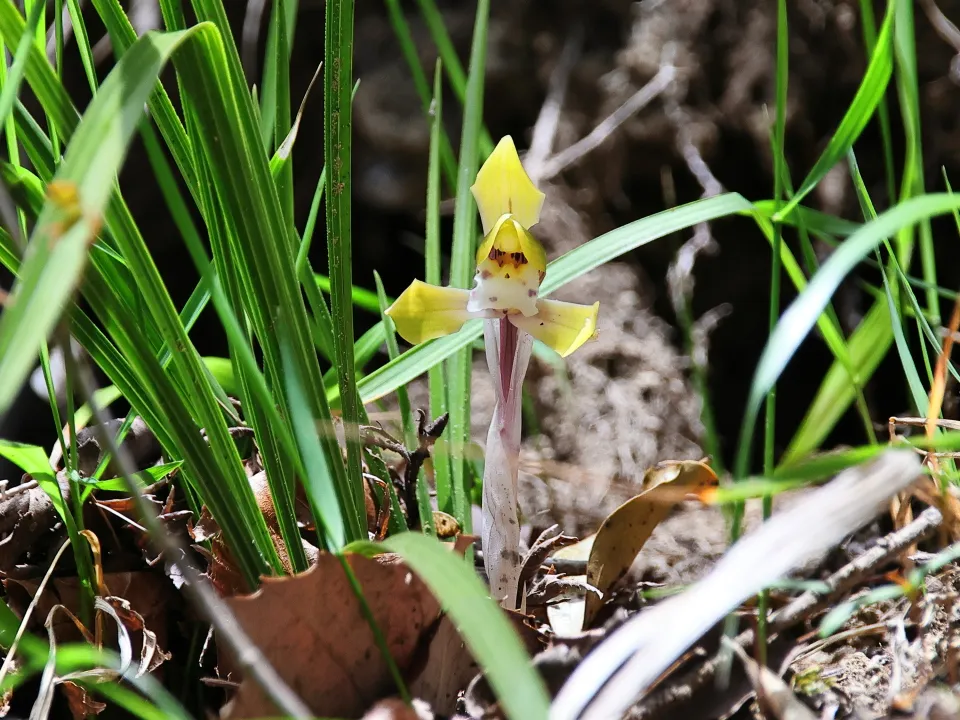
[386,136,599,607]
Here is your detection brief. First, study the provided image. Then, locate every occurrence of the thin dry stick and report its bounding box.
[525,28,583,183]
[919,0,960,83]
[0,538,73,687]
[64,344,312,719]
[0,479,38,498]
[630,505,943,720]
[538,59,677,182]
[925,294,960,441]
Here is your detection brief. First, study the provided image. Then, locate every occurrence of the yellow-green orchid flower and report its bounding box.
[385,136,599,358]
[386,136,599,607]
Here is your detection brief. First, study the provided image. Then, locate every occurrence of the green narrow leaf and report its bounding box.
[0,28,195,418]
[447,0,490,530]
[426,59,453,514]
[378,532,550,719]
[325,0,367,536]
[374,271,427,535]
[893,0,938,324]
[414,0,494,158]
[384,0,457,188]
[783,301,891,463]
[0,0,44,134]
[774,1,894,219]
[736,194,960,480]
[280,333,346,551]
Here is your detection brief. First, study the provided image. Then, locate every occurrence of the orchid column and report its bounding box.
[387,137,599,607]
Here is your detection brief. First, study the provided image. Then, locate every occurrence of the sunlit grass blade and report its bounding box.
[0,0,43,134]
[736,194,960,480]
[0,8,295,581]
[847,149,929,415]
[280,332,346,551]
[445,0,490,531]
[314,273,383,314]
[425,59,453,514]
[414,0,494,158]
[384,0,457,189]
[858,0,896,204]
[784,302,891,463]
[90,0,197,193]
[773,0,894,219]
[64,0,97,94]
[173,0,363,542]
[323,0,368,536]
[372,532,550,719]
[893,0,938,324]
[0,28,193,419]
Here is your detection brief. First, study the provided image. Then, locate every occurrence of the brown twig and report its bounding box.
[360,410,448,530]
[63,338,313,719]
[537,53,677,182]
[630,506,943,719]
[525,28,583,184]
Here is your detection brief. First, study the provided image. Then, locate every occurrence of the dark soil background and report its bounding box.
[5,0,960,479]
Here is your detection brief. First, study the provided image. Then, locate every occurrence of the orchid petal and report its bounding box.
[471,136,545,234]
[509,298,600,358]
[384,279,473,345]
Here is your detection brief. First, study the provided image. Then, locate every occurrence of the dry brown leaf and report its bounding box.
[5,571,171,656]
[0,474,71,573]
[247,471,317,573]
[221,552,441,719]
[726,640,816,720]
[450,534,479,557]
[554,450,921,720]
[61,680,107,719]
[102,596,171,675]
[583,460,717,627]
[408,614,478,715]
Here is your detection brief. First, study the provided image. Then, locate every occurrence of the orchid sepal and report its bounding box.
[384,279,474,345]
[471,136,545,234]
[509,298,600,358]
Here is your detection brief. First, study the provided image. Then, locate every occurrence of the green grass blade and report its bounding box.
[314,273,383,314]
[426,59,453,514]
[378,532,550,719]
[173,2,362,541]
[324,0,367,535]
[737,193,960,480]
[374,272,415,446]
[90,0,198,193]
[783,301,891,462]
[893,0,938,323]
[774,1,894,219]
[858,0,897,204]
[414,0,493,158]
[280,333,346,551]
[0,0,43,134]
[64,0,98,94]
[0,28,194,418]
[445,0,490,530]
[374,272,423,534]
[383,0,457,188]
